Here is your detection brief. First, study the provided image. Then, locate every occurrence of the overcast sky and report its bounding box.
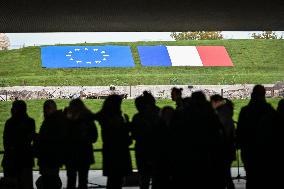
[6,31,284,49]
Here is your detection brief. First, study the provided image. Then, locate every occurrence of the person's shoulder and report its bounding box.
[49,110,67,121]
[133,112,143,118]
[6,117,13,122]
[139,112,150,119]
[264,102,275,110]
[216,105,226,116]
[264,103,277,118]
[132,113,145,123]
[27,116,35,123]
[5,117,13,125]
[85,111,95,119]
[94,111,104,122]
[154,105,161,112]
[55,109,64,115]
[240,105,250,112]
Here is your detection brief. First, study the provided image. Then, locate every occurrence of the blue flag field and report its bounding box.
[41,46,135,68]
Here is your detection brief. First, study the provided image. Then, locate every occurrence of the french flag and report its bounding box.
[137,46,234,67]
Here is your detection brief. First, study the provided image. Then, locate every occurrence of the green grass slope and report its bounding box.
[0,40,283,86]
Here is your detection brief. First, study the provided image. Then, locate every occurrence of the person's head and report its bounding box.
[191,91,207,104]
[277,99,284,115]
[11,100,27,118]
[43,99,57,118]
[68,98,90,119]
[142,91,156,107]
[210,94,224,109]
[251,85,266,102]
[160,106,175,125]
[101,94,122,115]
[135,95,146,113]
[171,87,183,101]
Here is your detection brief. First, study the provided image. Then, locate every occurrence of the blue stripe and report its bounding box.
[41,46,135,68]
[137,45,172,66]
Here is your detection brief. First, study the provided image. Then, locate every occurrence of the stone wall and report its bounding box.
[1,84,283,101]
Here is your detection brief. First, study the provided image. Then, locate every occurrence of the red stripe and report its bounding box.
[196,46,234,66]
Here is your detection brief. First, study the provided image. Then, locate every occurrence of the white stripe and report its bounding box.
[166,46,203,66]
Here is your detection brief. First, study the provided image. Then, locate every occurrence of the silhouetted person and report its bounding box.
[236,85,275,189]
[153,106,175,189]
[277,99,284,117]
[96,95,132,189]
[210,94,224,110]
[131,91,160,189]
[1,100,35,189]
[254,98,284,189]
[211,95,236,189]
[171,87,183,110]
[65,99,98,189]
[171,91,226,188]
[35,100,67,189]
[276,99,284,176]
[277,99,284,137]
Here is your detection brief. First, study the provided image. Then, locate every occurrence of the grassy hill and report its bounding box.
[0,40,283,86]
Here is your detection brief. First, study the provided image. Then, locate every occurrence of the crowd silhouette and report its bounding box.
[0,84,283,189]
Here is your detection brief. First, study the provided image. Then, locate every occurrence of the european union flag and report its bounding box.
[41,46,135,68]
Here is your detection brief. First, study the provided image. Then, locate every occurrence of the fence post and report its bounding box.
[221,89,224,97]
